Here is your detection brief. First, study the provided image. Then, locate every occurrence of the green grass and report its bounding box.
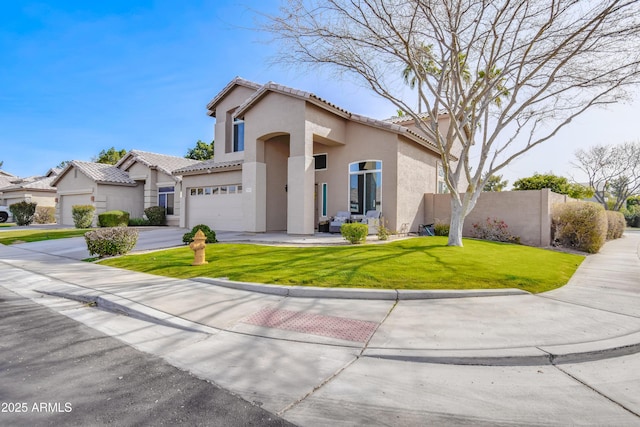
[0,228,95,245]
[98,237,585,293]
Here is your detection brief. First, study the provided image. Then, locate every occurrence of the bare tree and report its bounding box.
[266,0,640,246]
[574,141,640,210]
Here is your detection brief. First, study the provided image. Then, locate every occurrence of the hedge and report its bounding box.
[72,205,95,228]
[182,224,217,244]
[98,210,130,227]
[341,222,368,244]
[605,211,626,240]
[552,202,607,253]
[144,206,166,226]
[85,227,139,258]
[9,201,37,226]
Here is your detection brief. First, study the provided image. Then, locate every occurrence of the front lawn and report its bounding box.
[98,237,584,293]
[0,228,94,245]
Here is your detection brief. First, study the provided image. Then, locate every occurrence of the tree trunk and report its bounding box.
[447,199,465,247]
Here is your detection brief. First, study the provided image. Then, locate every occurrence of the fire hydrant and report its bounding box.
[189,229,208,266]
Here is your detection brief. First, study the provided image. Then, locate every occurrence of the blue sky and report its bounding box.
[1,1,639,186]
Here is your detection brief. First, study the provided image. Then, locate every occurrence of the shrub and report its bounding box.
[72,205,95,228]
[434,221,450,236]
[605,211,626,240]
[98,210,130,227]
[9,201,37,226]
[341,222,368,244]
[128,217,151,226]
[144,206,166,226]
[33,206,56,224]
[552,202,607,253]
[377,218,390,240]
[623,205,640,228]
[84,227,139,258]
[182,224,217,244]
[471,217,520,244]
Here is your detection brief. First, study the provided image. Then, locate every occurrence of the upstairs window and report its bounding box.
[233,118,244,152]
[314,153,328,170]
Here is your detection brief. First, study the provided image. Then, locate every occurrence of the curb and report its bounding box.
[34,287,640,367]
[192,277,530,300]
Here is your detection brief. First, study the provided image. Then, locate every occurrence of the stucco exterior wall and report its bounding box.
[313,120,400,229]
[396,138,439,233]
[424,189,574,246]
[214,85,259,164]
[0,191,55,208]
[97,184,144,219]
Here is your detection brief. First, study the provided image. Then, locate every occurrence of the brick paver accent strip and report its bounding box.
[242,307,378,343]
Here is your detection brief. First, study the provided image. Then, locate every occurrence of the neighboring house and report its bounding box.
[173,77,462,234]
[0,170,17,190]
[0,172,57,208]
[52,151,199,226]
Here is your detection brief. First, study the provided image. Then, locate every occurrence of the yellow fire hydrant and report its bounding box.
[189,229,208,266]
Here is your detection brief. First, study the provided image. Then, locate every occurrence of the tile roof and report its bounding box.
[0,176,56,192]
[62,161,137,186]
[172,159,243,175]
[117,150,201,178]
[206,77,262,117]
[234,81,441,155]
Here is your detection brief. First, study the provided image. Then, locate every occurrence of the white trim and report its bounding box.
[347,160,383,215]
[156,181,175,187]
[57,188,94,196]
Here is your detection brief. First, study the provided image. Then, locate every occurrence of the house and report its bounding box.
[173,77,462,234]
[0,169,58,208]
[51,151,200,226]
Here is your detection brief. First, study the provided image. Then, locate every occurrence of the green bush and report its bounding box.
[377,218,390,240]
[9,201,37,226]
[605,210,626,240]
[72,205,95,228]
[341,222,368,244]
[623,205,640,228]
[128,217,151,226]
[98,210,130,227]
[84,227,139,258]
[434,222,450,236]
[144,206,166,226]
[552,202,607,253]
[182,224,217,244]
[33,206,56,224]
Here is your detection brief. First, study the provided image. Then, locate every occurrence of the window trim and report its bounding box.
[233,117,245,152]
[348,160,382,215]
[158,186,175,215]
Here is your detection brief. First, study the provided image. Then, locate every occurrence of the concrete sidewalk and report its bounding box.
[1,231,639,425]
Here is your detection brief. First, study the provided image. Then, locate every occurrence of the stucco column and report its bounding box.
[287,155,315,234]
[243,161,267,232]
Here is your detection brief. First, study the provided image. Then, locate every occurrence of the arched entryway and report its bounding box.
[264,134,290,231]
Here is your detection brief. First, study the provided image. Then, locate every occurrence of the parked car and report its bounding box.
[0,205,11,223]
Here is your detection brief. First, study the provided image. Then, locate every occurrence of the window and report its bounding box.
[320,183,328,217]
[349,161,382,215]
[314,154,328,170]
[158,186,175,215]
[233,118,244,152]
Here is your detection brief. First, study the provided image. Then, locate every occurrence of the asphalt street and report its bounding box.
[0,285,294,427]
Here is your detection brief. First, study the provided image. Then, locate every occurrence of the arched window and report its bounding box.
[349,161,382,215]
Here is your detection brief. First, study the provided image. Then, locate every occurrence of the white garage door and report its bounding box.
[60,194,92,226]
[187,189,243,231]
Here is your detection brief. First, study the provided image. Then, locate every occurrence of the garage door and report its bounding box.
[60,194,92,226]
[187,188,243,231]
